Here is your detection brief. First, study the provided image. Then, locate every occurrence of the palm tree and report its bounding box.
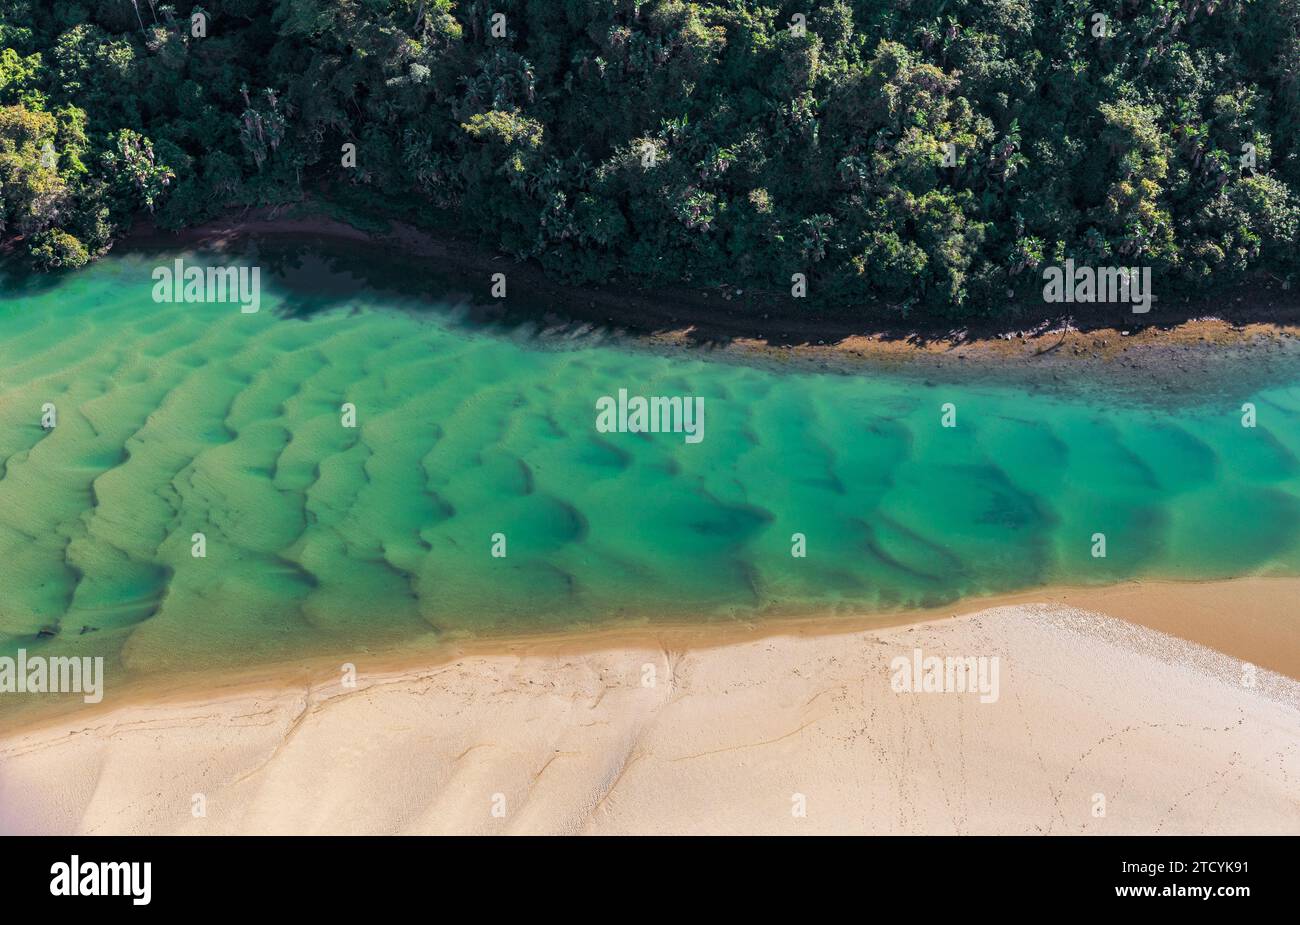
[124,0,146,34]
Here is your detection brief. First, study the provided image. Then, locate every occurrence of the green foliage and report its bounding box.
[0,103,66,236]
[103,128,174,212]
[28,225,88,268]
[0,46,45,108]
[1,0,1298,314]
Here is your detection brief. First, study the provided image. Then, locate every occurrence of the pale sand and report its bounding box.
[2,598,1298,835]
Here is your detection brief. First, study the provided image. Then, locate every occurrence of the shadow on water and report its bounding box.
[0,254,76,298]
[126,232,657,371]
[116,232,1300,409]
[126,233,562,334]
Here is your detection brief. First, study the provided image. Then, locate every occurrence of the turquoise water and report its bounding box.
[0,243,1298,680]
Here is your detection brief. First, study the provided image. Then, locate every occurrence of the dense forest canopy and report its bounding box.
[0,0,1298,317]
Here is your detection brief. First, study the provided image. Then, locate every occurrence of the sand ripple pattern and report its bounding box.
[1,253,1298,679]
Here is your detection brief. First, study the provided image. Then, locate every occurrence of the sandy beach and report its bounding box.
[2,583,1297,835]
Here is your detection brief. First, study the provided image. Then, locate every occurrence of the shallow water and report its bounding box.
[1,243,1298,682]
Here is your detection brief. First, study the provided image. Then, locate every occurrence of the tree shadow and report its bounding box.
[116,227,1300,367]
[0,254,78,298]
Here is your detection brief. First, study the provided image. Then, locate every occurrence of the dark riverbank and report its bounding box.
[114,201,1300,403]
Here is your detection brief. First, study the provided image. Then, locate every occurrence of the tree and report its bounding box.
[102,128,173,212]
[0,103,67,235]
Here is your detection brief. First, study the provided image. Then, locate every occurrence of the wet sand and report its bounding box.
[2,581,1297,835]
